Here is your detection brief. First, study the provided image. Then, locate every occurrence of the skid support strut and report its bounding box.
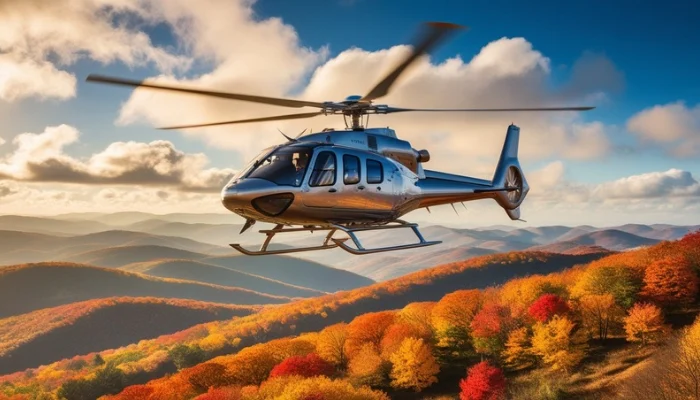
[230,220,441,256]
[230,224,340,256]
[330,219,442,255]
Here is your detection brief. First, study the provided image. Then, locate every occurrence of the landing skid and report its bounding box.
[229,220,442,256]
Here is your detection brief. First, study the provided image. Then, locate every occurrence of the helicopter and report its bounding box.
[86,22,594,256]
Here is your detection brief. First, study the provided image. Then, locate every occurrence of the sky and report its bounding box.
[0,0,699,227]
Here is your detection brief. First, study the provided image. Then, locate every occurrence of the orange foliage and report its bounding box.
[379,323,425,359]
[344,311,396,358]
[316,323,349,367]
[624,302,669,346]
[641,256,699,307]
[6,235,700,399]
[397,301,436,337]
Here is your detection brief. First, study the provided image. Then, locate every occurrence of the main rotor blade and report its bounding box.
[86,74,327,109]
[158,111,325,130]
[384,106,596,113]
[360,22,465,103]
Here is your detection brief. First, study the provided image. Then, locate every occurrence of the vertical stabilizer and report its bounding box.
[491,124,529,220]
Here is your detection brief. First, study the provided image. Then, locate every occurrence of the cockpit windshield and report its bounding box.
[245,145,314,187]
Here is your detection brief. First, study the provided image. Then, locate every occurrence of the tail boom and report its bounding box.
[414,124,529,220]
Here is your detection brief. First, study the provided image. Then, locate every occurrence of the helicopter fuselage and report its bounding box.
[221,126,520,227]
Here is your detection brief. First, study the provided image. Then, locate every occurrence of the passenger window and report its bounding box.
[343,155,361,184]
[367,159,383,184]
[309,152,336,187]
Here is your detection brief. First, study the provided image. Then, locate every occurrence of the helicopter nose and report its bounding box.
[222,178,294,216]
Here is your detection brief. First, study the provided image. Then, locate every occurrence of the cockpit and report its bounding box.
[241,145,315,187]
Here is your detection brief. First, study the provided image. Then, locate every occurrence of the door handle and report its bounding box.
[358,185,365,190]
[328,188,337,193]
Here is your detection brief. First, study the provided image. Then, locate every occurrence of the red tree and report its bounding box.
[528,294,571,322]
[641,256,699,307]
[471,303,511,339]
[269,353,335,379]
[459,361,506,400]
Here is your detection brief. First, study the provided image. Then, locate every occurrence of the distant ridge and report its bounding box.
[122,259,326,298]
[0,297,258,374]
[0,262,290,318]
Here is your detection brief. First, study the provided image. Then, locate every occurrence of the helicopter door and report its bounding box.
[363,158,395,210]
[301,150,340,208]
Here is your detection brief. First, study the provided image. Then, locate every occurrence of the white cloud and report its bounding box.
[627,101,700,157]
[592,168,700,200]
[0,181,224,215]
[108,11,619,173]
[0,54,76,101]
[0,124,234,191]
[0,0,190,102]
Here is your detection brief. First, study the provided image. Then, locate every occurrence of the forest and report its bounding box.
[1,231,698,399]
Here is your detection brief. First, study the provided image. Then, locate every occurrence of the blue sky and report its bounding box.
[0,0,699,225]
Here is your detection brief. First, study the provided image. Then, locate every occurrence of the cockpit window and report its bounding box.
[245,146,313,187]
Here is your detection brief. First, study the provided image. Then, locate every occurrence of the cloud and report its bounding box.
[592,168,700,200]
[0,181,224,215]
[0,124,234,192]
[108,11,620,173]
[0,0,190,102]
[627,101,700,157]
[525,161,700,206]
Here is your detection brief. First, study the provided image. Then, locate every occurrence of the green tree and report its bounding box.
[168,344,206,370]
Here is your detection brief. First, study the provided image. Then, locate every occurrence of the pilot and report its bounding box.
[292,152,308,185]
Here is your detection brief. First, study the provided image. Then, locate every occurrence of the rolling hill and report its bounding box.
[203,254,375,292]
[0,230,233,266]
[0,297,258,375]
[0,249,610,395]
[0,262,290,318]
[121,259,326,298]
[528,229,660,252]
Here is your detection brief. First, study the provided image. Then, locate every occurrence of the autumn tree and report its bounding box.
[316,323,348,368]
[344,311,396,358]
[459,361,506,400]
[269,353,334,379]
[380,323,425,359]
[500,276,568,318]
[470,303,514,356]
[641,256,699,308]
[531,315,587,373]
[169,344,206,370]
[578,294,624,341]
[348,343,390,387]
[502,327,535,370]
[571,265,642,308]
[181,363,233,393]
[624,302,669,346]
[432,290,482,359]
[398,301,436,338]
[528,294,570,322]
[389,337,440,392]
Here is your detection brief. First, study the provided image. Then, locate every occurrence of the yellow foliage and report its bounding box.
[531,315,586,373]
[502,326,533,370]
[200,333,228,352]
[624,302,668,346]
[398,301,436,337]
[577,294,624,340]
[500,275,567,318]
[388,337,439,392]
[316,323,349,367]
[252,375,390,400]
[348,343,387,387]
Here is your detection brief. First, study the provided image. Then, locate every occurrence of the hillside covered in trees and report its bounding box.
[0,231,698,399]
